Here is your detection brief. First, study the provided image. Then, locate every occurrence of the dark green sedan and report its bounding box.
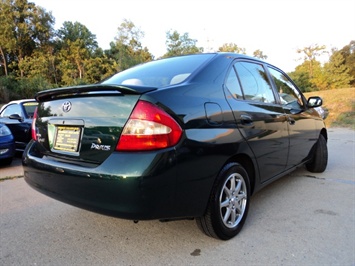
[23,53,328,240]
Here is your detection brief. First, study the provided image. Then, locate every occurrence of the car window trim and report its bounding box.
[266,65,307,108]
[232,59,280,105]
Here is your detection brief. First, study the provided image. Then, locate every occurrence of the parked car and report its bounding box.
[23,53,328,240]
[0,99,38,152]
[0,123,16,165]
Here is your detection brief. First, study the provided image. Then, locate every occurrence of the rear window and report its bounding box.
[102,54,215,88]
[23,102,38,118]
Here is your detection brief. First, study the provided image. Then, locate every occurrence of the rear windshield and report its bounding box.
[23,102,38,118]
[102,54,215,88]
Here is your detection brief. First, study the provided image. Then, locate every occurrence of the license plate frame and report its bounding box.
[54,126,81,152]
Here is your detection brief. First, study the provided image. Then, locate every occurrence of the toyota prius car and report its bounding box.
[23,53,327,240]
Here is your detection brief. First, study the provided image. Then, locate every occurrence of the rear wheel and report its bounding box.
[306,134,328,173]
[0,157,13,166]
[196,163,250,240]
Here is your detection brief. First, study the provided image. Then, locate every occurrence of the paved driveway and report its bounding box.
[0,156,23,179]
[0,128,354,265]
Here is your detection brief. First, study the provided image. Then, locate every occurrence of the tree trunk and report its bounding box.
[0,46,8,76]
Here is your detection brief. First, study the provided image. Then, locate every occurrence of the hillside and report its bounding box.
[305,88,355,129]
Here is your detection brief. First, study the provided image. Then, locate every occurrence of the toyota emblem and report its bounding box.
[62,101,72,113]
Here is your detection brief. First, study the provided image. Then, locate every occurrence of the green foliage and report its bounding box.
[115,19,144,51]
[217,44,267,60]
[164,30,203,57]
[218,43,246,54]
[16,75,54,98]
[330,41,355,86]
[296,44,327,78]
[0,0,55,77]
[324,52,352,89]
[107,19,153,72]
[18,49,58,84]
[291,42,354,91]
[0,75,18,102]
[55,21,100,86]
[0,74,53,101]
[253,49,268,60]
[57,21,98,55]
[288,63,314,92]
[0,1,353,100]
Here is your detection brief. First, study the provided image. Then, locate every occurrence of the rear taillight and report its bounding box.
[31,107,38,140]
[116,100,182,151]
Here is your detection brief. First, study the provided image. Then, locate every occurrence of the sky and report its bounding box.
[32,0,355,72]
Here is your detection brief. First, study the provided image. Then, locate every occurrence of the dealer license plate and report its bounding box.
[54,126,81,152]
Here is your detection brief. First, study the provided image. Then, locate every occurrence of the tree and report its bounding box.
[334,40,355,86]
[253,49,268,60]
[18,49,57,84]
[296,44,327,78]
[0,75,18,102]
[115,19,144,51]
[0,0,55,77]
[309,60,329,90]
[323,52,352,89]
[164,30,203,57]
[83,49,117,83]
[218,43,246,54]
[107,19,153,72]
[57,21,98,55]
[56,21,99,85]
[289,62,317,92]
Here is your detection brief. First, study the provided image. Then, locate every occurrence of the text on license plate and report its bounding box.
[54,126,81,152]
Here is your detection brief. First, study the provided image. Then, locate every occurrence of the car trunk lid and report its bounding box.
[34,84,156,165]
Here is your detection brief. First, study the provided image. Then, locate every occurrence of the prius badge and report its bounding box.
[62,101,72,113]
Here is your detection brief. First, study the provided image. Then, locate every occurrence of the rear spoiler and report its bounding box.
[35,84,157,102]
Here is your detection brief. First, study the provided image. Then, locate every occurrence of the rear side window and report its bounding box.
[225,67,243,99]
[235,62,276,104]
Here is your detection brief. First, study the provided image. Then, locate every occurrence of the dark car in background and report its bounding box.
[23,53,328,240]
[0,123,16,165]
[0,99,38,152]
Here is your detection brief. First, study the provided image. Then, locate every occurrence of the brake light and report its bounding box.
[116,101,182,151]
[31,107,38,140]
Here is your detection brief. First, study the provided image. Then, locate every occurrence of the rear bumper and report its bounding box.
[15,141,29,152]
[22,141,181,220]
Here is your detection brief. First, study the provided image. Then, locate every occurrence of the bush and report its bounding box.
[0,76,20,102]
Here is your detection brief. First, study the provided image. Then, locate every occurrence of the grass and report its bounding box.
[304,87,355,129]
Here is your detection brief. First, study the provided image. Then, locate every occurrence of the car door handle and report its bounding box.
[240,114,254,126]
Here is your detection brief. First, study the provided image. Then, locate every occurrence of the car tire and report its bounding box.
[0,157,13,166]
[306,134,328,173]
[196,162,250,240]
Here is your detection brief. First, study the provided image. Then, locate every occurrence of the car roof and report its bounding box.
[6,99,36,104]
[0,99,37,113]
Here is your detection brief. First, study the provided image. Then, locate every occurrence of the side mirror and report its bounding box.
[9,114,24,122]
[307,96,323,108]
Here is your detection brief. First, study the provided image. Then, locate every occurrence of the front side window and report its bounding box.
[234,62,276,104]
[267,67,304,109]
[0,104,22,117]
